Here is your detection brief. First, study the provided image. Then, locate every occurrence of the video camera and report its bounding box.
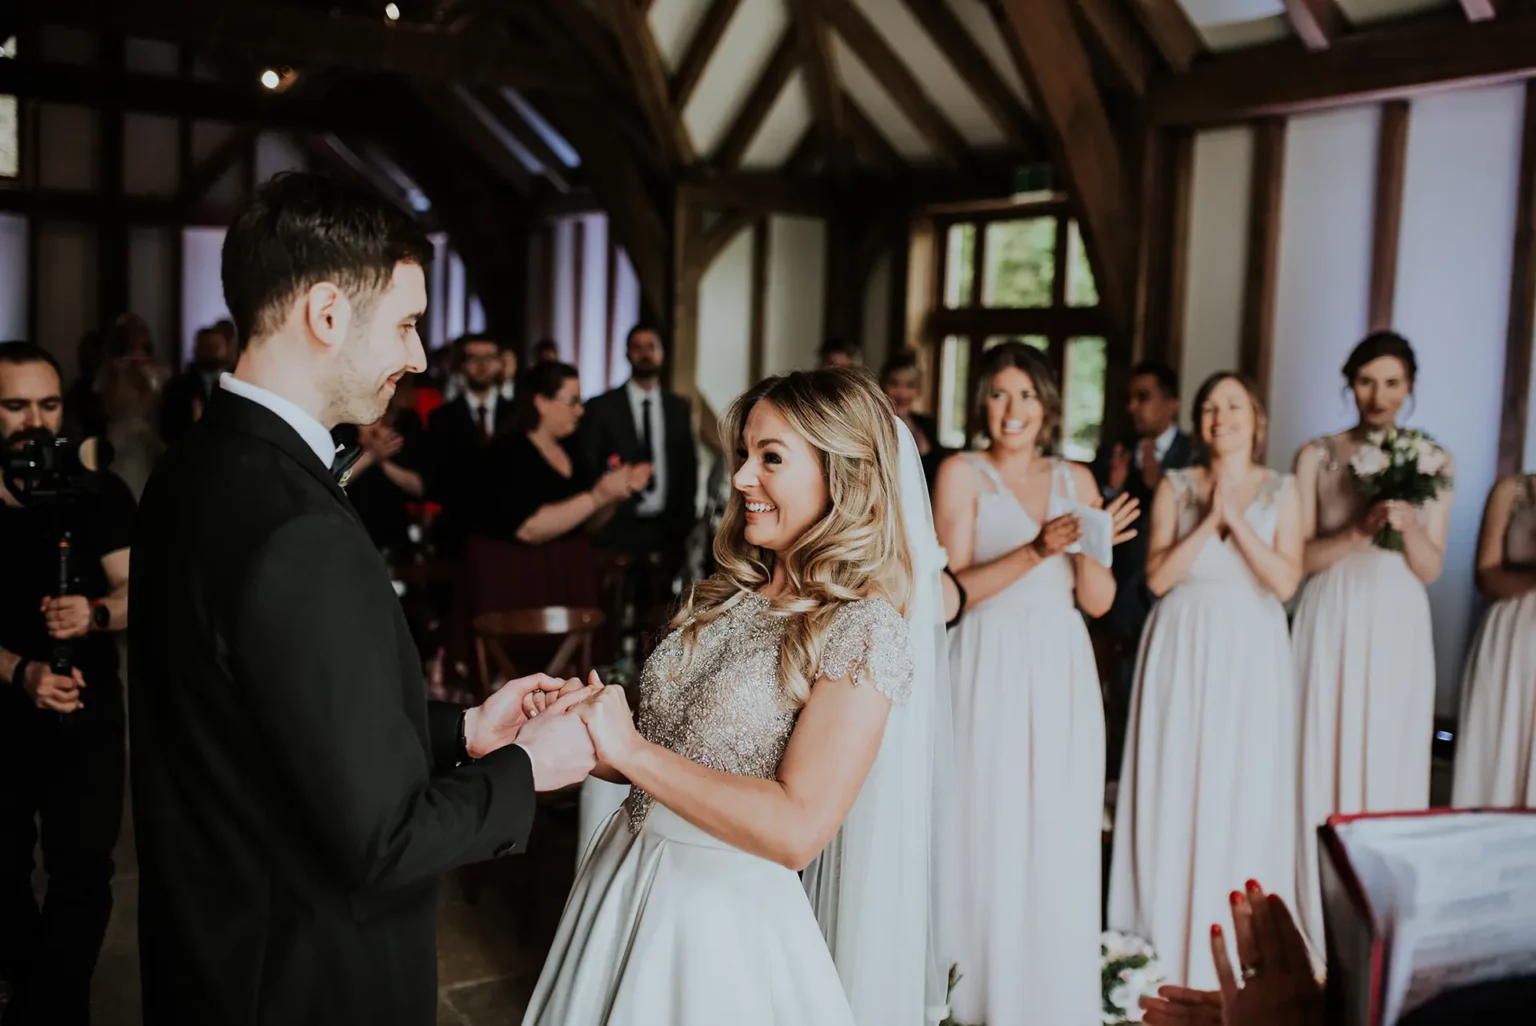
[1,429,114,507]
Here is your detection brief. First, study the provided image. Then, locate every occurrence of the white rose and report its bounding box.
[1351,445,1389,477]
[1417,447,1447,476]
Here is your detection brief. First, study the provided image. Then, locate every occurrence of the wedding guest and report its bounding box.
[1092,361,1192,698]
[578,324,698,606]
[533,338,560,365]
[426,333,514,557]
[879,348,942,491]
[478,361,647,548]
[1109,371,1303,990]
[63,330,107,440]
[1290,332,1453,950]
[160,326,232,445]
[1452,473,1536,807]
[935,342,1137,1025]
[818,339,860,370]
[97,315,170,500]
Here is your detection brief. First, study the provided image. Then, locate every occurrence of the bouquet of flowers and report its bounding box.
[1101,931,1164,1024]
[1347,429,1453,552]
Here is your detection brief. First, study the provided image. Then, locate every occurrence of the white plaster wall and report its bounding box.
[1180,126,1254,424]
[763,215,827,374]
[1392,85,1527,714]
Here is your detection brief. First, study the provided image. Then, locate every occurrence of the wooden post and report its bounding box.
[1498,81,1536,476]
[1368,101,1410,331]
[1239,118,1287,405]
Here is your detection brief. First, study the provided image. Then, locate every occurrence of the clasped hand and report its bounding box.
[460,670,640,792]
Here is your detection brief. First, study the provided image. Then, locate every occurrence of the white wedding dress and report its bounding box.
[521,595,915,1026]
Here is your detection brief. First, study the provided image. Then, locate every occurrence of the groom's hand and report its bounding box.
[463,673,567,759]
[516,684,603,791]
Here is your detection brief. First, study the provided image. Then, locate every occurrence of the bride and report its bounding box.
[522,368,943,1026]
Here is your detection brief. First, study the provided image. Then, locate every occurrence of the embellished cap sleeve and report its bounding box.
[817,598,915,704]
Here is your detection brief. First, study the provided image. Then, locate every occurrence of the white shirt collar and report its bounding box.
[219,373,338,470]
[1153,423,1178,458]
[626,378,659,403]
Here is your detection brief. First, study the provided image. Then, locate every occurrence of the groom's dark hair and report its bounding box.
[222,172,432,352]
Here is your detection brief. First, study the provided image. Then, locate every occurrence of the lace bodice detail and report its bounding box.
[622,593,914,831]
[1302,436,1368,537]
[1507,475,1536,568]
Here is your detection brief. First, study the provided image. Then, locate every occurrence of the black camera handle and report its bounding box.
[52,529,73,675]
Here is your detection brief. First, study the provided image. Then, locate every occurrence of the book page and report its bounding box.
[1337,813,1536,1023]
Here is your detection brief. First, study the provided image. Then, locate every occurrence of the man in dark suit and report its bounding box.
[1092,361,1191,700]
[426,333,515,557]
[158,325,232,445]
[129,172,598,1026]
[579,325,698,606]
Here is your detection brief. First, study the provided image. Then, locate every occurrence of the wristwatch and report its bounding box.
[456,710,473,764]
[90,601,110,632]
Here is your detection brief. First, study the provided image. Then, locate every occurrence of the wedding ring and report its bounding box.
[1240,962,1262,981]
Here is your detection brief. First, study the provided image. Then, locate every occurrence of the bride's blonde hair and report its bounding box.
[672,368,912,706]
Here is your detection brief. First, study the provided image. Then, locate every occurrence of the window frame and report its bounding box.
[924,200,1111,450]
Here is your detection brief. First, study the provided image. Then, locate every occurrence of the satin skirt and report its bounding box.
[523,805,855,1026]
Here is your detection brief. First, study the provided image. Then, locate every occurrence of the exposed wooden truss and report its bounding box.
[788,0,854,178]
[599,0,696,169]
[1121,0,1203,73]
[714,32,798,169]
[673,0,744,111]
[1150,7,1536,126]
[1283,0,1349,52]
[1073,0,1156,97]
[902,0,1036,146]
[1239,119,1287,403]
[993,0,1133,330]
[823,0,969,170]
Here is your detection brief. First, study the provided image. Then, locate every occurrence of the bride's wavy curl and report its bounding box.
[671,369,912,706]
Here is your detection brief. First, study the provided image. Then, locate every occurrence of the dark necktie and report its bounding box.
[640,397,655,494]
[476,402,490,441]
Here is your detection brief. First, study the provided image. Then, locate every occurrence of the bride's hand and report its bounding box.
[523,677,584,719]
[577,678,643,769]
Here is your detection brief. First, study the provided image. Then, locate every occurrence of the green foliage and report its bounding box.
[984,219,1055,308]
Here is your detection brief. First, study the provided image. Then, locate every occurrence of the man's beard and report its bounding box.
[323,326,395,427]
[632,362,661,382]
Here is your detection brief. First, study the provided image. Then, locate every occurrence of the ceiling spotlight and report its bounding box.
[259,68,281,90]
[384,3,401,20]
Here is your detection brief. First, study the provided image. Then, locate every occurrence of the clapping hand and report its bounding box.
[1210,881,1323,1026]
[1031,514,1081,559]
[1106,492,1141,546]
[359,423,404,462]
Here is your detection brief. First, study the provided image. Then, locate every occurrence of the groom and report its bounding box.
[128,172,598,1025]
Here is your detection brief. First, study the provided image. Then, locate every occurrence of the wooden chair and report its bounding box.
[473,606,607,693]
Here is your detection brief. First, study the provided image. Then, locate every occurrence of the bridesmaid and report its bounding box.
[1452,473,1536,807]
[934,342,1137,1026]
[1108,371,1302,990]
[1290,332,1453,951]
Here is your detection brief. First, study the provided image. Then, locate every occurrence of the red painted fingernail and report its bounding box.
[1268,894,1285,906]
[1229,889,1243,905]
[1246,878,1262,893]
[1211,923,1222,937]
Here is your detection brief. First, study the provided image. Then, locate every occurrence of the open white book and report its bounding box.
[1319,809,1536,1025]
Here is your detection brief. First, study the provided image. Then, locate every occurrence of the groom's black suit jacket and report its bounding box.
[129,389,536,1026]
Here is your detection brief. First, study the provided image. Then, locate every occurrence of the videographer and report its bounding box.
[0,341,135,1026]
